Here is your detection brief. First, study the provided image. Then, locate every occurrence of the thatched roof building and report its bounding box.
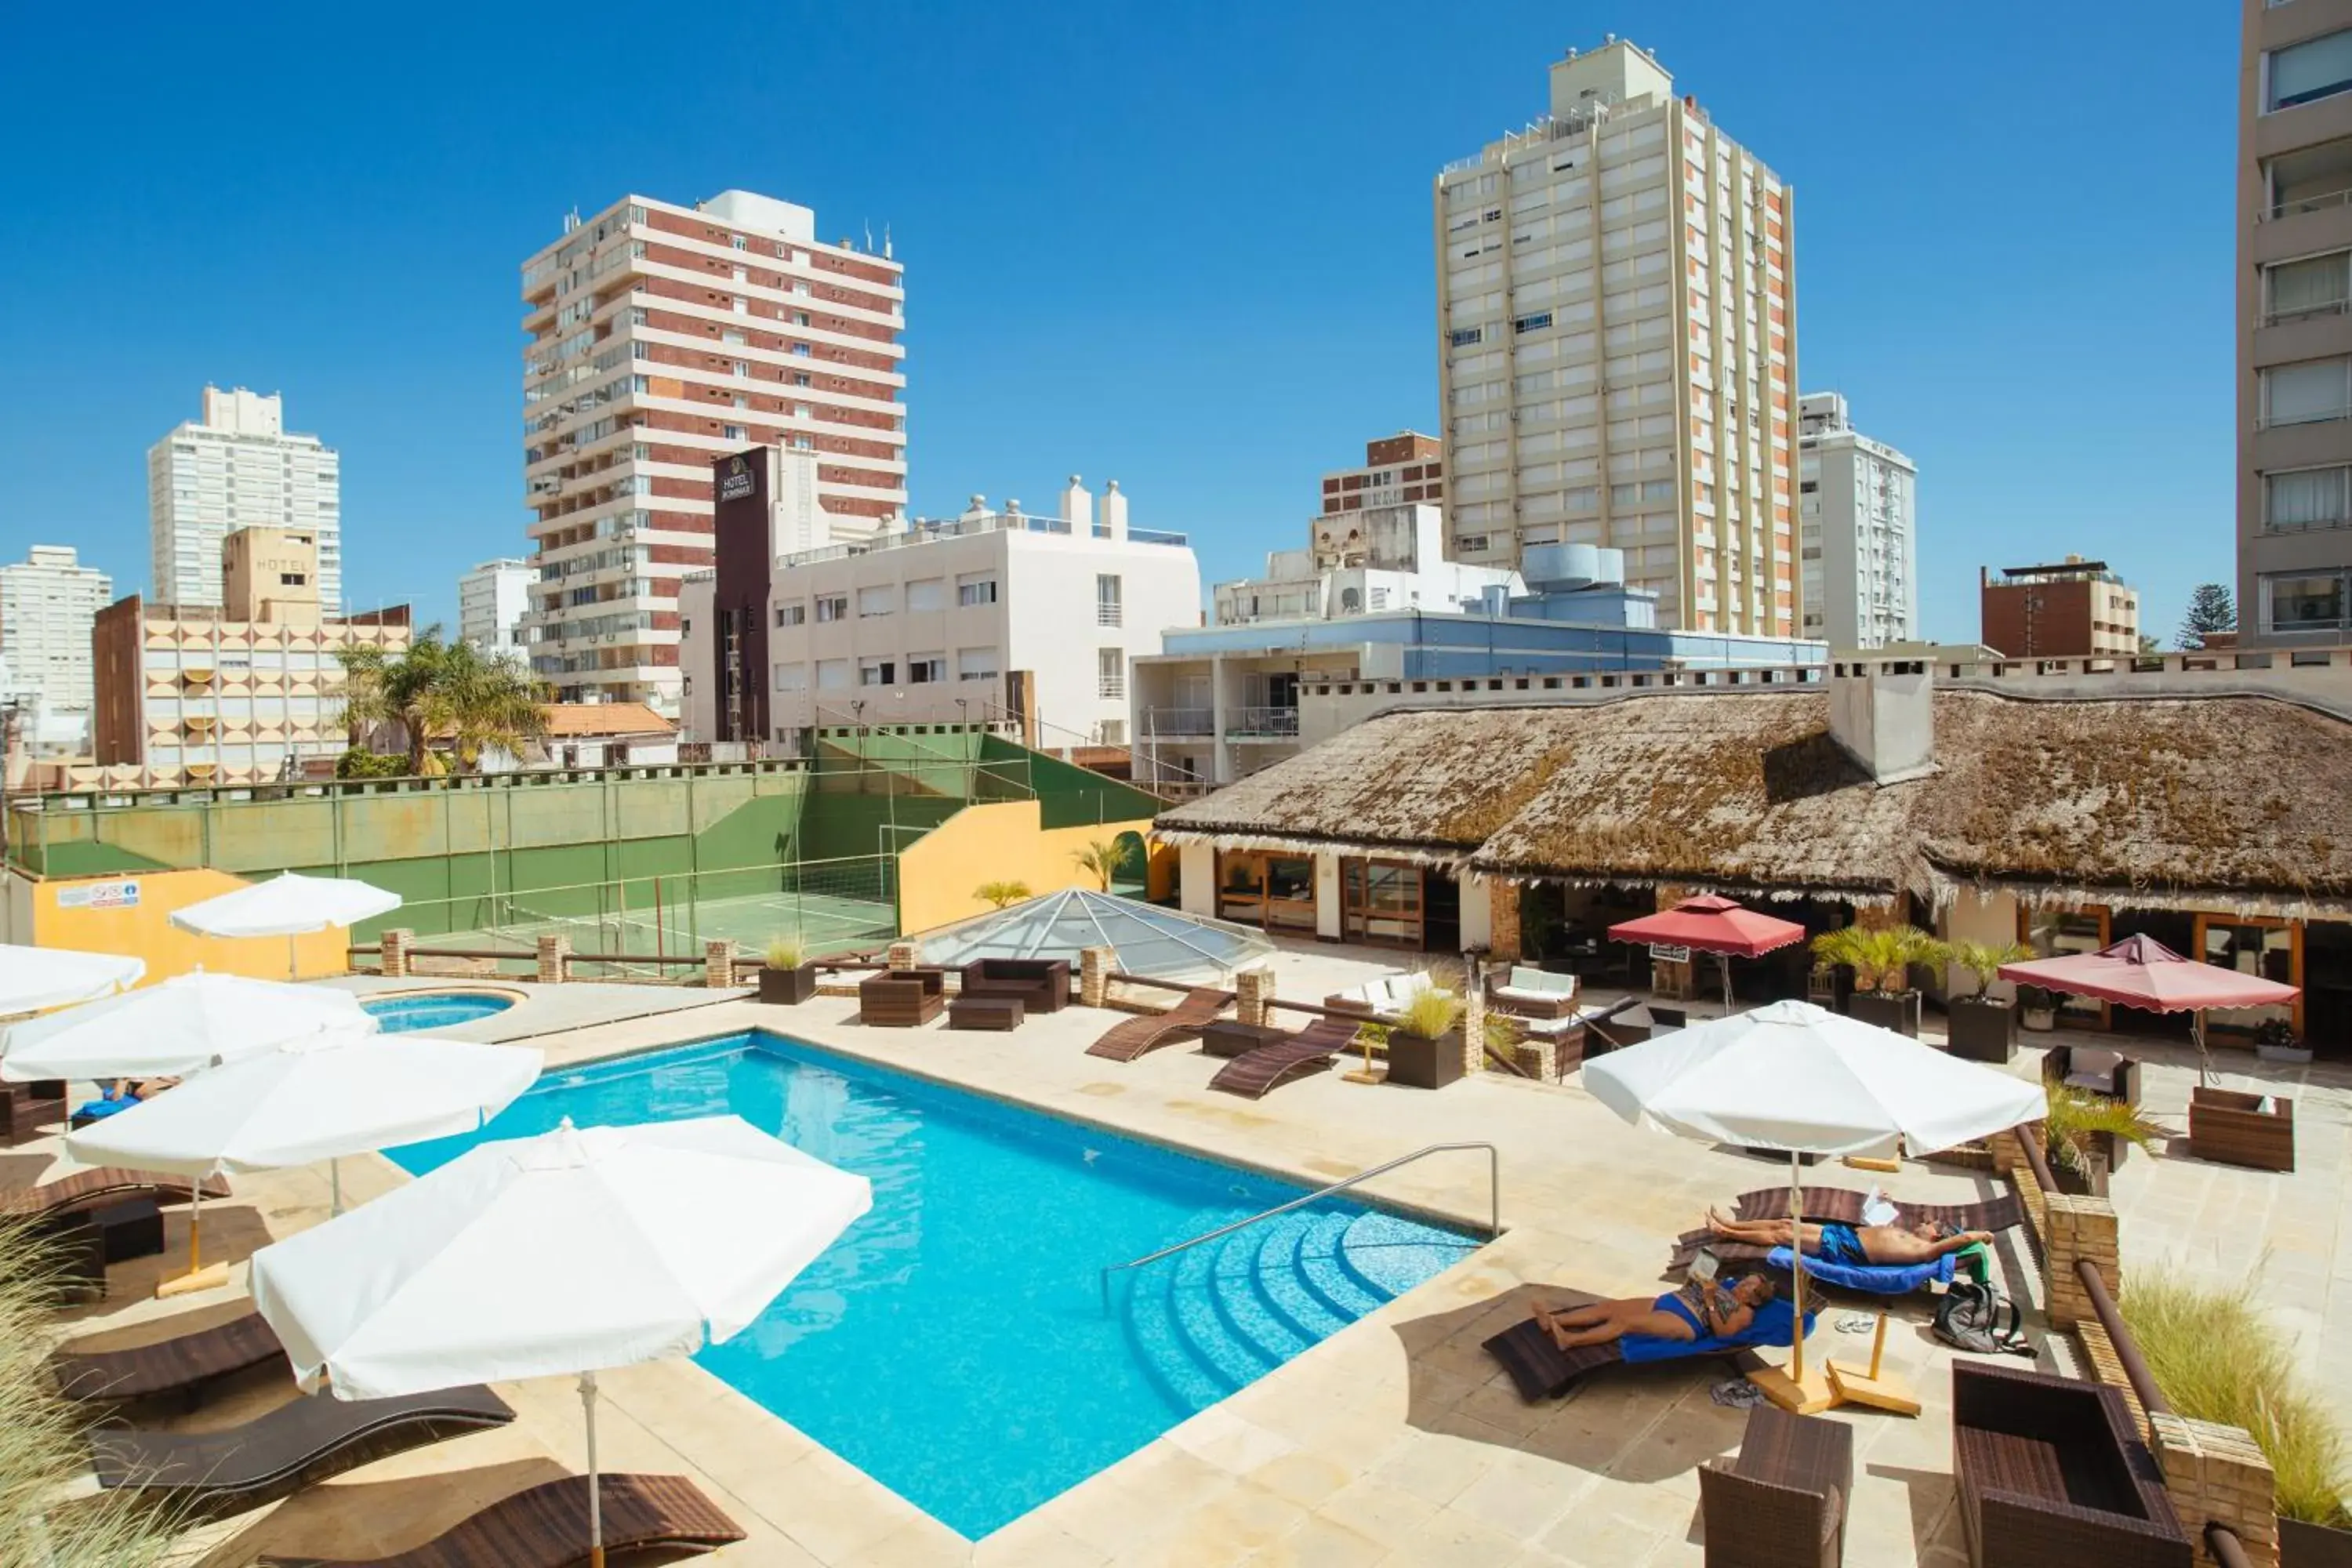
[1154,684,2352,918]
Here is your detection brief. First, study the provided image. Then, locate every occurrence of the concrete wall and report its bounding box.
[1940,887,2023,1000]
[1179,843,1216,917]
[892,799,1160,935]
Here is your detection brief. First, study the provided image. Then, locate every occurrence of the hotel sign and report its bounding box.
[58,880,140,910]
[1647,943,1690,964]
[717,456,757,503]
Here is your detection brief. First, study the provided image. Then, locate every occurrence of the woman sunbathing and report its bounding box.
[1534,1273,1775,1352]
[1706,1207,1991,1268]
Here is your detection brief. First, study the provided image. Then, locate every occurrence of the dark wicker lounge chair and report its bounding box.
[53,1307,287,1405]
[257,1472,747,1567]
[1207,1014,1362,1098]
[857,969,945,1027]
[0,1167,230,1221]
[92,1385,516,1521]
[1482,1313,1766,1403]
[1700,1403,1853,1568]
[2040,1044,2143,1109]
[958,958,1069,1014]
[1084,986,1232,1062]
[1951,1362,2190,1568]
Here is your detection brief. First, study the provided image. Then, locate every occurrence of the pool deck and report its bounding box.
[27,952,2352,1567]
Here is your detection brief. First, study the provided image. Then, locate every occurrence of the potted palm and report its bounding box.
[1946,940,2032,1062]
[1811,925,1944,1037]
[974,880,1032,910]
[1383,986,1467,1091]
[2042,1083,2165,1194]
[758,935,818,1006]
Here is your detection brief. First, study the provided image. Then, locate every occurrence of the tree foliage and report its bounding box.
[2177,582,2237,650]
[336,630,553,775]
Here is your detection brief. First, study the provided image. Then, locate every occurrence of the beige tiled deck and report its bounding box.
[27,960,2352,1566]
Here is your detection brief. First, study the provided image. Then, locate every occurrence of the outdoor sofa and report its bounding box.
[957,958,1069,1014]
[1323,971,1436,1015]
[2186,1086,2295,1172]
[1950,1361,2190,1568]
[1699,1403,1853,1568]
[1484,964,1580,1018]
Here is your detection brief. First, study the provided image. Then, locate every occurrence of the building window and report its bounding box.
[1095,574,1122,627]
[1449,326,1484,347]
[772,662,808,691]
[2260,357,2352,426]
[2270,29,2352,112]
[815,594,848,622]
[1457,534,1490,554]
[815,659,850,690]
[1513,311,1554,334]
[775,601,806,626]
[2265,465,2352,532]
[856,586,894,618]
[2267,252,2352,321]
[956,648,1000,681]
[858,659,895,687]
[956,576,999,608]
[723,424,746,441]
[907,655,945,683]
[906,577,945,613]
[2267,569,2350,631]
[1098,648,1125,700]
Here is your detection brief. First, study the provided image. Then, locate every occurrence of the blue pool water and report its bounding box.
[362,992,516,1032]
[387,1032,1479,1538]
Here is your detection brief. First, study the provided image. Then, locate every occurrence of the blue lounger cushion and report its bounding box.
[1766,1245,1955,1294]
[1620,1297,1815,1363]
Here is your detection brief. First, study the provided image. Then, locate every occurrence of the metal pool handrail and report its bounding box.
[1098,1142,1500,1314]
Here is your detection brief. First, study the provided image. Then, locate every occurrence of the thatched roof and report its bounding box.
[1153,690,2352,917]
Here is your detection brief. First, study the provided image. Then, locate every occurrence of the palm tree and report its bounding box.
[974,880,1032,909]
[1810,924,1947,996]
[1072,838,1120,893]
[333,631,550,775]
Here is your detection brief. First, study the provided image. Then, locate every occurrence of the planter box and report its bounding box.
[2283,1515,2352,1568]
[1385,1027,1465,1091]
[758,963,819,1006]
[2187,1086,2296,1173]
[2046,1145,2111,1197]
[1945,996,2016,1062]
[1846,989,1922,1037]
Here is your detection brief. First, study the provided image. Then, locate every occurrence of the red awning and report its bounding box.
[1997,934,2299,1014]
[1607,895,1806,959]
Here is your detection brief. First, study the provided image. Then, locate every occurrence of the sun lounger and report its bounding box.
[53,1307,287,1406]
[1730,1186,2024,1236]
[0,1167,230,1221]
[1085,986,1233,1062]
[1207,1014,1362,1098]
[1482,1290,1815,1403]
[256,1472,748,1568]
[92,1385,515,1520]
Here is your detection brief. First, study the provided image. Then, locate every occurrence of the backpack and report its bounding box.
[1933,1278,2033,1357]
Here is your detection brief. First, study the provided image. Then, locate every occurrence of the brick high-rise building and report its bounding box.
[1434,38,1798,636]
[1979,557,2141,659]
[520,190,906,713]
[1316,433,1445,521]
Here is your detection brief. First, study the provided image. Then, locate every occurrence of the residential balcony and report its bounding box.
[1145,707,1214,737]
[1227,706,1301,739]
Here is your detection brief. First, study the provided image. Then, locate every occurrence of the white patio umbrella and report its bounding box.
[1,970,373,1083]
[169,872,401,979]
[1583,1000,2045,1405]
[0,944,143,1018]
[249,1116,872,1568]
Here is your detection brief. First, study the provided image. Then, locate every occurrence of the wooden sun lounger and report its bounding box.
[1481,1297,1769,1403]
[92,1385,515,1520]
[1730,1185,2025,1234]
[258,1473,749,1568]
[53,1308,287,1405]
[1207,1014,1362,1099]
[1084,987,1233,1062]
[0,1167,230,1221]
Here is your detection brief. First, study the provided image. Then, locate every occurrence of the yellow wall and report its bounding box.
[32,869,351,985]
[895,800,1161,935]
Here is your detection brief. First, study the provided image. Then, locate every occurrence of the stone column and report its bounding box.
[1236,966,1273,1028]
[535,934,569,985]
[886,941,919,973]
[379,927,412,978]
[1460,959,1486,1075]
[2150,1414,2278,1568]
[1080,946,1112,1009]
[1985,1127,2026,1181]
[705,938,738,989]
[1487,883,1522,964]
[2042,1191,2119,1332]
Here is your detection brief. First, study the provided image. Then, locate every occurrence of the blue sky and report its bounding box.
[0,2,2234,645]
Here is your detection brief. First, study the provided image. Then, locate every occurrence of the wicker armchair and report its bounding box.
[1951,1363,2190,1568]
[1700,1404,1852,1567]
[2039,1044,2142,1108]
[858,969,946,1027]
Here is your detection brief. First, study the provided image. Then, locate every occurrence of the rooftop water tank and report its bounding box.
[1522,543,1600,591]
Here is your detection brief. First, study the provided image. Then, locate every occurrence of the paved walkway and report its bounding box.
[28,965,2351,1566]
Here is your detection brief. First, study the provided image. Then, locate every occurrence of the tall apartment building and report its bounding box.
[93,527,410,786]
[0,545,111,720]
[1797,392,1917,648]
[521,190,906,716]
[148,387,342,613]
[1435,38,1798,637]
[1317,433,1446,521]
[458,558,532,655]
[1979,558,2140,659]
[2241,0,2352,643]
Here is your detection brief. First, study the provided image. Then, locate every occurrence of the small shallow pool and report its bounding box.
[361,991,517,1033]
[387,1030,1481,1538]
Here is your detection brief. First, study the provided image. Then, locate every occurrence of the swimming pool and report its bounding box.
[361,991,517,1032]
[387,1031,1479,1537]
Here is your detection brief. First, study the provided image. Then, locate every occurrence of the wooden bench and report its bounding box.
[948,995,1024,1032]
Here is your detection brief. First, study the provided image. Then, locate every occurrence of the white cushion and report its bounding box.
[1508,966,1577,996]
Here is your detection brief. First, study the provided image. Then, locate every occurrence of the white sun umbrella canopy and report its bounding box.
[67,1029,541,1220]
[1,971,374,1083]
[249,1116,872,1565]
[171,872,401,980]
[0,944,143,1018]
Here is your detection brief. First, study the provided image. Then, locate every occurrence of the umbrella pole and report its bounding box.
[1788,1149,1805,1384]
[286,933,298,983]
[2194,1009,2212,1089]
[330,1157,343,1216]
[1721,953,1734,1019]
[580,1370,604,1568]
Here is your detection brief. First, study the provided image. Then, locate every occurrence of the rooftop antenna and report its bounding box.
[882,223,892,260]
[863,220,874,253]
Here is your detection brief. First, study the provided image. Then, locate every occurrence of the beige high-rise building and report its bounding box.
[147,387,343,614]
[1434,38,1798,636]
[2240,0,2352,644]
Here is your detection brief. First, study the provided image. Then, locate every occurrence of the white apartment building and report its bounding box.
[521,190,906,717]
[681,477,1200,750]
[147,387,342,612]
[458,558,533,655]
[0,545,110,723]
[1436,37,1798,636]
[1212,503,1521,626]
[1798,392,1918,648]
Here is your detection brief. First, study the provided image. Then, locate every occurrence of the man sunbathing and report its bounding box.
[1706,1207,1992,1268]
[1534,1272,1775,1351]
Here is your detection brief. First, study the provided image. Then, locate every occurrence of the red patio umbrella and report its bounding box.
[1998,934,2299,1083]
[1608,895,1806,1018]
